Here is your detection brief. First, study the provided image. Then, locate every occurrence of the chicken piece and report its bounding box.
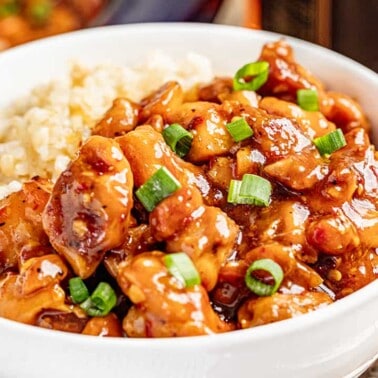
[0,178,52,274]
[92,98,140,138]
[198,77,233,103]
[223,101,328,190]
[0,255,70,324]
[165,206,239,290]
[259,96,336,139]
[82,313,123,337]
[238,292,332,328]
[332,249,378,298]
[222,90,259,108]
[207,156,234,190]
[42,136,134,278]
[118,126,238,290]
[37,310,88,333]
[166,102,234,163]
[139,81,184,123]
[245,243,323,290]
[104,224,156,278]
[257,40,325,103]
[306,212,360,255]
[251,200,318,263]
[324,92,370,133]
[341,199,378,251]
[305,128,375,211]
[235,147,265,178]
[117,252,232,337]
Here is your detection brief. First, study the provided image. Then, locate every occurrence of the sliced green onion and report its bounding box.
[297,89,319,111]
[68,277,90,304]
[227,179,243,204]
[226,117,254,142]
[227,174,272,206]
[233,61,269,91]
[0,1,19,18]
[163,123,193,158]
[313,128,346,155]
[163,252,201,287]
[80,282,117,317]
[136,167,181,212]
[245,258,284,296]
[29,1,52,25]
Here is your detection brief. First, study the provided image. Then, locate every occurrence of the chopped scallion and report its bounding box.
[29,1,52,25]
[226,117,254,142]
[245,258,284,296]
[313,128,346,155]
[297,89,319,111]
[162,123,193,157]
[0,1,19,18]
[80,282,117,317]
[136,167,181,212]
[163,252,201,287]
[233,61,269,91]
[68,277,89,304]
[227,174,272,206]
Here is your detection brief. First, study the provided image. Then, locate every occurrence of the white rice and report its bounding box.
[0,51,213,199]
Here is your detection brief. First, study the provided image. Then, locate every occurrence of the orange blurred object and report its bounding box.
[0,0,107,50]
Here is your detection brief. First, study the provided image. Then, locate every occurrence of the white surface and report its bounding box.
[0,23,377,378]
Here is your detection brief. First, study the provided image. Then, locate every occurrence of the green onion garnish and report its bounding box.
[227,174,272,206]
[245,258,284,296]
[297,89,319,111]
[163,252,201,287]
[226,117,254,142]
[80,282,117,317]
[136,167,181,212]
[68,277,90,304]
[162,123,193,158]
[313,128,346,156]
[233,61,269,91]
[0,1,19,18]
[29,1,52,25]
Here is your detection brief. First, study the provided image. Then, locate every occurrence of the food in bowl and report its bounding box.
[0,0,108,50]
[0,39,376,338]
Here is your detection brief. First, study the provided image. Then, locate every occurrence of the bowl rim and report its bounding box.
[0,22,377,347]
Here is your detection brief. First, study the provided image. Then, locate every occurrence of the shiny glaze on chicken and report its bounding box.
[0,40,376,338]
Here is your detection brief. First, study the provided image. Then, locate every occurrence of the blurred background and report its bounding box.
[0,0,377,71]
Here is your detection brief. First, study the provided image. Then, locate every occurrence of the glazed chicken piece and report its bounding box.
[92,98,140,138]
[259,96,336,139]
[82,313,123,337]
[42,136,134,279]
[166,101,234,163]
[139,81,184,123]
[223,101,328,191]
[0,255,71,324]
[250,200,318,264]
[0,178,52,274]
[304,128,378,249]
[117,252,232,337]
[257,39,325,103]
[245,243,323,290]
[37,311,88,333]
[323,92,370,133]
[104,224,156,278]
[198,77,233,103]
[238,291,332,328]
[117,126,238,290]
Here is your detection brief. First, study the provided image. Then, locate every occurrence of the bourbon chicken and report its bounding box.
[0,40,376,338]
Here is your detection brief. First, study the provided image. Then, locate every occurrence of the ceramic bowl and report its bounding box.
[0,23,377,378]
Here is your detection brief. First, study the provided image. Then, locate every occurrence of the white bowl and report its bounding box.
[0,23,377,378]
